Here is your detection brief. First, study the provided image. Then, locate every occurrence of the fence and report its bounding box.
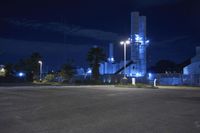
[99,73,200,86]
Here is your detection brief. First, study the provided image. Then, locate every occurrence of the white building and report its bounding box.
[99,12,149,77]
[0,65,6,77]
[183,47,200,75]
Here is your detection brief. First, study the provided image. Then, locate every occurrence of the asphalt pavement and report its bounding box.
[0,86,200,133]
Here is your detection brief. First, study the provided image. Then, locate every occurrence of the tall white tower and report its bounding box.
[108,43,114,63]
[130,12,149,77]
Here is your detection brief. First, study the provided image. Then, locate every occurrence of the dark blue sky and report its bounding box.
[0,0,200,70]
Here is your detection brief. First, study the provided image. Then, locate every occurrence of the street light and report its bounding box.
[38,60,42,81]
[120,39,130,79]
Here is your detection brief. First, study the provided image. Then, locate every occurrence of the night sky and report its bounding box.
[0,0,200,71]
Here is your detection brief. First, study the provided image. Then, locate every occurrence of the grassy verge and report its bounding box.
[33,80,109,86]
[115,83,158,89]
[158,85,200,90]
[33,81,64,86]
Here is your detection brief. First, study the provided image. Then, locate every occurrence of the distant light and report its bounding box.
[135,34,143,44]
[136,72,142,77]
[120,41,124,45]
[148,73,153,80]
[0,68,5,73]
[19,73,23,77]
[38,60,42,64]
[87,70,91,74]
[0,68,6,77]
[126,40,130,44]
[87,68,92,74]
[145,40,150,44]
[18,72,25,77]
[108,57,114,62]
[148,73,151,77]
[120,39,130,45]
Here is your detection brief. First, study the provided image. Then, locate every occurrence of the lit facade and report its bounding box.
[129,12,149,77]
[183,47,200,75]
[100,12,149,77]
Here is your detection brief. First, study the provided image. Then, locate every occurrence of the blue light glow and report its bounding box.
[148,73,154,80]
[126,40,130,44]
[135,34,143,44]
[17,72,25,77]
[136,72,142,77]
[0,68,5,73]
[108,57,114,63]
[145,40,150,44]
[148,73,152,77]
[87,68,92,74]
[120,41,124,45]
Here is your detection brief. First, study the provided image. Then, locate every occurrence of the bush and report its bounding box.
[135,83,146,88]
[44,74,55,82]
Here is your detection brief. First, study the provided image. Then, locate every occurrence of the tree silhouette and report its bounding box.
[15,52,42,81]
[150,60,177,73]
[60,63,75,82]
[87,47,106,81]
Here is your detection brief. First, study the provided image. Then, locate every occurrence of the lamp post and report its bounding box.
[38,60,42,81]
[120,39,130,79]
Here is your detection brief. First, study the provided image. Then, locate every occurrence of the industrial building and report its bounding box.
[183,47,200,75]
[181,47,200,85]
[100,12,149,77]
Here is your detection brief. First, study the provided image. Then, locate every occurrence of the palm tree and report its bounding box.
[4,63,14,77]
[87,46,106,81]
[60,63,76,82]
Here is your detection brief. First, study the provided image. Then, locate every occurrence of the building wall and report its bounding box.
[183,47,200,75]
[130,12,148,77]
[131,12,139,37]
[100,62,118,75]
[191,55,200,63]
[100,11,148,77]
[183,62,200,75]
